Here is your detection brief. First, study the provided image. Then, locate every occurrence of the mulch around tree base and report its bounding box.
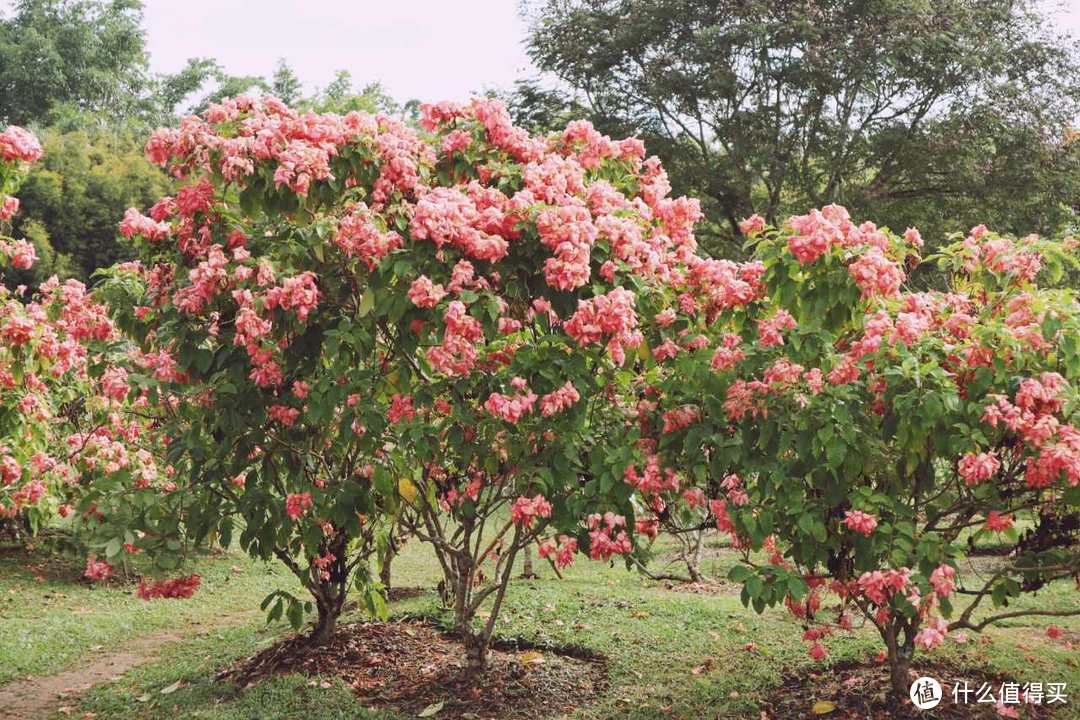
[219,618,608,719]
[761,659,1063,719]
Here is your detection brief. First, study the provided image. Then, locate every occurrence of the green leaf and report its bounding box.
[357,291,375,318]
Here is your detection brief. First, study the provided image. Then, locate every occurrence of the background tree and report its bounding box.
[270,58,303,106]
[0,0,148,125]
[524,0,1080,254]
[11,126,173,279]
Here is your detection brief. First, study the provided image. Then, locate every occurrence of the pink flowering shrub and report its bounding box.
[0,130,173,588]
[98,95,707,667]
[630,205,1080,698]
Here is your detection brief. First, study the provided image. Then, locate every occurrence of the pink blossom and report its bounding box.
[0,126,43,163]
[757,310,796,347]
[407,276,447,308]
[984,511,1013,533]
[843,510,878,536]
[285,492,313,520]
[958,452,1000,486]
[538,534,577,568]
[539,381,580,417]
[739,214,766,236]
[510,494,552,528]
[84,556,114,582]
[929,564,956,598]
[387,394,415,424]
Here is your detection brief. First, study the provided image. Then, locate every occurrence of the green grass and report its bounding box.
[1,537,1077,720]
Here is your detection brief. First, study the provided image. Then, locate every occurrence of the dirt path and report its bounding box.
[0,613,258,720]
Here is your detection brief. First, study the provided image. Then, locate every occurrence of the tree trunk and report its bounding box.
[379,549,393,591]
[520,544,536,579]
[311,592,343,645]
[685,529,704,583]
[884,622,914,702]
[464,629,488,673]
[307,534,348,645]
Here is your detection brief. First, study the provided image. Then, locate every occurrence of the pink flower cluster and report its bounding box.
[119,208,171,243]
[427,301,483,376]
[333,204,403,269]
[586,512,632,560]
[624,452,679,495]
[758,310,798,348]
[843,510,878,536]
[407,275,447,308]
[387,394,415,424]
[539,381,580,417]
[485,382,538,424]
[848,246,905,299]
[84,555,114,582]
[285,492,313,520]
[957,451,1000,486]
[0,126,43,163]
[982,373,1080,488]
[136,574,201,600]
[510,494,552,528]
[564,288,642,365]
[538,534,578,568]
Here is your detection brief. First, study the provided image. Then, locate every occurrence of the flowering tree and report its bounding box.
[0,126,171,582]
[99,96,713,660]
[635,207,1080,699]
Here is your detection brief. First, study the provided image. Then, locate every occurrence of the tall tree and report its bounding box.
[270,58,303,105]
[12,126,172,278]
[0,0,149,125]
[525,0,1080,253]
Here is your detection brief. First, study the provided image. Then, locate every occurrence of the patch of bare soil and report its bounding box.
[0,611,258,720]
[220,619,608,720]
[658,578,739,595]
[0,632,181,720]
[386,586,426,602]
[761,659,1064,719]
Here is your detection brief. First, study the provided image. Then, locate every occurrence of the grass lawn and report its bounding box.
[1,536,1077,719]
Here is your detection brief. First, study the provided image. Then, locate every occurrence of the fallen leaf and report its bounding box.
[519,650,544,665]
[135,694,151,703]
[319,679,333,689]
[811,700,836,715]
[418,701,444,717]
[159,680,182,695]
[690,657,715,675]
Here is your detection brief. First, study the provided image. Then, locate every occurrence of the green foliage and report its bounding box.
[270,58,303,107]
[12,125,173,279]
[0,0,149,125]
[524,0,1080,254]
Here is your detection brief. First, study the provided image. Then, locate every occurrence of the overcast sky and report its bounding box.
[142,0,536,103]
[138,0,1080,105]
[2,1,1078,105]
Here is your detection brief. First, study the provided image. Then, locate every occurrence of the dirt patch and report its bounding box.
[220,619,608,720]
[386,586,426,602]
[658,578,739,595]
[761,659,1064,719]
[0,631,181,720]
[0,611,258,720]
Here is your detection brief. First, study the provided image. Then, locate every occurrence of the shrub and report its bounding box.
[0,126,164,574]
[637,207,1080,698]
[99,97,710,664]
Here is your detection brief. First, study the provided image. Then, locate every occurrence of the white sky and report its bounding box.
[140,0,1080,105]
[141,0,536,103]
[1,0,1078,106]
